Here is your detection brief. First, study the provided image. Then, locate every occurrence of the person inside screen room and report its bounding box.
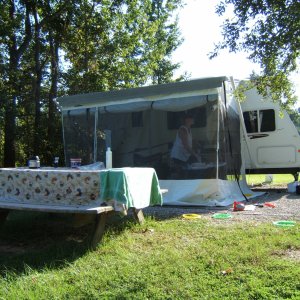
[170,113,201,177]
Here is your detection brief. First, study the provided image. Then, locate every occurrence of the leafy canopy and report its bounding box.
[211,0,300,106]
[62,0,184,94]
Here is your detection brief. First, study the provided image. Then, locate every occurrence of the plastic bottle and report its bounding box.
[106,147,112,169]
[54,157,59,168]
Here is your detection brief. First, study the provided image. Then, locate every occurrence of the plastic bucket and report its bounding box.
[287,182,298,193]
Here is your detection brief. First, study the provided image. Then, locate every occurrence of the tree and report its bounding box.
[63,0,183,94]
[149,0,183,84]
[0,1,32,166]
[211,0,300,106]
[0,0,183,166]
[0,0,77,166]
[29,0,76,160]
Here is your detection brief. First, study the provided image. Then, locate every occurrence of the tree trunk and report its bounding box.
[3,94,16,167]
[47,32,59,161]
[3,1,32,167]
[33,7,42,155]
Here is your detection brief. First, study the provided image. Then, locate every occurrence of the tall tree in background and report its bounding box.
[29,0,75,159]
[0,1,32,166]
[45,6,67,163]
[211,0,299,106]
[31,1,45,155]
[3,0,75,165]
[0,0,183,166]
[63,0,183,94]
[149,0,183,84]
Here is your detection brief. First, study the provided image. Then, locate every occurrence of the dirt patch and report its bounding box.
[284,249,300,262]
[272,249,300,262]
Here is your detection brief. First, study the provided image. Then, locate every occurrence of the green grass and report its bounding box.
[0,212,299,299]
[246,174,294,186]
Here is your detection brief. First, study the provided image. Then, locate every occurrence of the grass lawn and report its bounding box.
[0,212,299,299]
[246,174,294,186]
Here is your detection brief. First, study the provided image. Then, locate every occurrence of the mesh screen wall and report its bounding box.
[62,92,241,180]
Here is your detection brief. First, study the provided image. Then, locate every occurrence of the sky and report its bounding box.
[172,0,300,101]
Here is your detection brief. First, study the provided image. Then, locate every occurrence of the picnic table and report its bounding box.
[0,167,163,249]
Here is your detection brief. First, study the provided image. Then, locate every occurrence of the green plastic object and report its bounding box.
[212,213,232,219]
[273,220,296,227]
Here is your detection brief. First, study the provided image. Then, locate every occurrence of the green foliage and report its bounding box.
[211,0,300,106]
[0,0,183,166]
[289,109,300,132]
[63,0,183,94]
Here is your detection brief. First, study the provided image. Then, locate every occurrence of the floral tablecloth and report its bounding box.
[0,168,101,206]
[0,167,163,212]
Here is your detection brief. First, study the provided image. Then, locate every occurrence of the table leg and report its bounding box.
[90,213,108,250]
[0,209,9,228]
[133,208,145,224]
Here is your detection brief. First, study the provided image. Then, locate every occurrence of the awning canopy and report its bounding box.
[57,76,228,110]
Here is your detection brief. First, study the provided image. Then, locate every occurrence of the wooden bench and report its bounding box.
[0,201,145,250]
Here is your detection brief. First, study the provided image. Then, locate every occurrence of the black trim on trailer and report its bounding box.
[248,133,269,139]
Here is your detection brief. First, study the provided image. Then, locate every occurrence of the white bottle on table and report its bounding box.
[106,147,112,169]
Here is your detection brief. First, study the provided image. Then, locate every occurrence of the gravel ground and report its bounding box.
[143,186,300,224]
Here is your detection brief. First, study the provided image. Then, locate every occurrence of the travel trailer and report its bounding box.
[239,85,300,180]
[57,76,299,206]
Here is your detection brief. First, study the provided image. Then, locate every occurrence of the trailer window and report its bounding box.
[260,109,275,132]
[243,109,275,133]
[243,111,258,133]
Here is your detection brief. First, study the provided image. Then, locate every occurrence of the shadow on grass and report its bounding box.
[0,211,136,276]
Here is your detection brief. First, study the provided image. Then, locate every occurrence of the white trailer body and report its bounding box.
[239,87,300,179]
